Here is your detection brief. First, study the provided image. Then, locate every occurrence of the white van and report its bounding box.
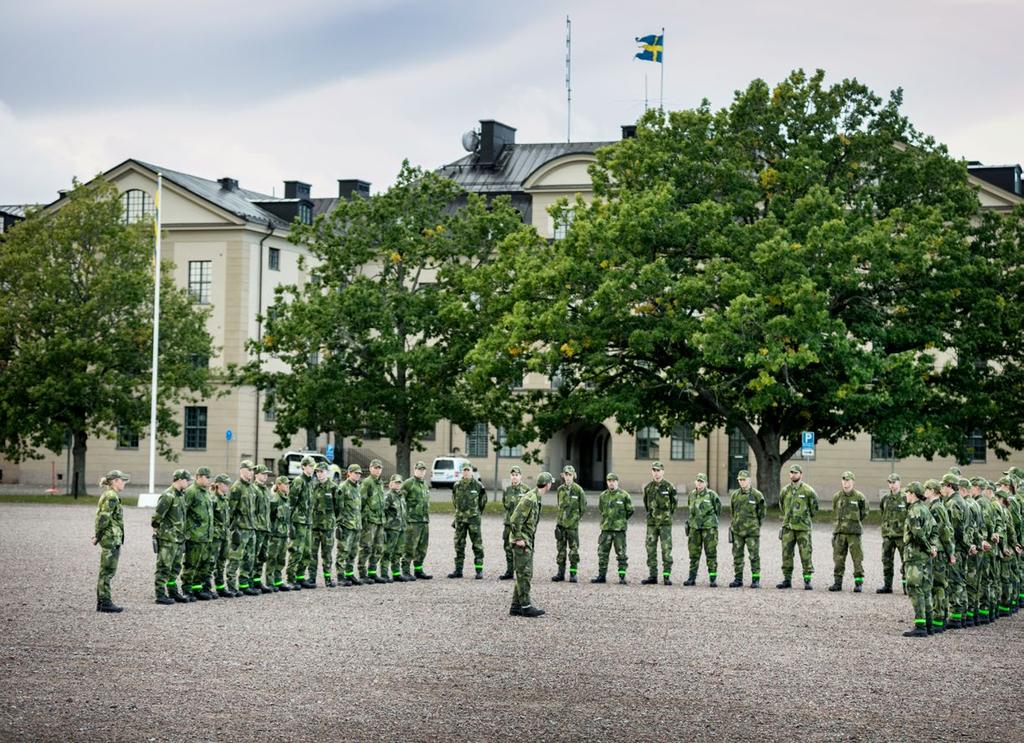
[282,450,329,477]
[431,456,483,489]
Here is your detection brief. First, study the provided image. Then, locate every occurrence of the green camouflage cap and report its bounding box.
[1004,466,1024,478]
[940,473,960,487]
[253,464,269,474]
[651,461,664,470]
[300,456,316,467]
[369,459,383,468]
[239,460,255,470]
[389,474,404,484]
[789,464,803,474]
[841,471,855,481]
[461,461,473,471]
[606,472,619,481]
[887,473,901,483]
[509,465,522,475]
[275,475,290,485]
[195,466,212,478]
[997,476,1013,487]
[736,469,750,479]
[562,465,576,475]
[957,478,970,489]
[414,460,427,470]
[314,462,329,472]
[969,476,985,487]
[173,469,192,481]
[104,469,131,482]
[214,473,231,485]
[948,466,962,476]
[347,464,362,474]
[695,473,708,483]
[536,472,554,486]
[904,481,924,498]
[924,478,941,492]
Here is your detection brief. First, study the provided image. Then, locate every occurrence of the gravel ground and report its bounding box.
[1,504,1021,742]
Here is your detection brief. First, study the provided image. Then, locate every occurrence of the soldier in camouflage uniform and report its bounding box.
[877,473,908,594]
[902,481,936,637]
[287,456,315,589]
[1002,468,1024,610]
[977,479,1000,623]
[210,474,233,597]
[267,476,293,590]
[924,479,955,632]
[383,474,408,582]
[592,473,633,584]
[553,465,587,583]
[829,471,868,593]
[449,462,487,579]
[153,469,190,604]
[777,464,818,590]
[359,459,387,583]
[508,472,552,617]
[335,464,364,586]
[994,477,1022,617]
[642,461,677,585]
[182,466,216,601]
[310,462,337,587]
[939,473,973,628]
[962,477,986,625]
[401,461,432,580]
[728,469,765,588]
[251,465,273,593]
[94,470,128,613]
[500,465,529,580]
[226,461,260,597]
[684,473,721,587]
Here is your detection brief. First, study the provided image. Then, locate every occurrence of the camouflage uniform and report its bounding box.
[509,475,548,615]
[830,473,868,591]
[595,476,632,581]
[963,485,986,624]
[877,480,908,592]
[182,472,216,598]
[927,488,954,631]
[310,470,337,585]
[359,467,387,581]
[778,470,818,587]
[95,482,125,605]
[902,486,936,637]
[977,488,1001,622]
[643,465,677,581]
[210,475,232,595]
[382,476,408,580]
[152,478,188,600]
[251,470,272,591]
[994,484,1019,617]
[728,474,765,586]
[334,469,363,584]
[940,474,973,627]
[401,464,431,578]
[501,473,529,578]
[686,476,721,585]
[267,478,292,588]
[226,469,258,593]
[450,470,487,577]
[287,468,314,585]
[554,472,587,580]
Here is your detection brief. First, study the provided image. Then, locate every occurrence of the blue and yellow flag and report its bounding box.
[635,34,663,63]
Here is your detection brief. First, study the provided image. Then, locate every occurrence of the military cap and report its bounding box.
[606,472,619,481]
[461,462,473,471]
[969,476,985,486]
[948,466,962,476]
[347,464,362,474]
[509,465,522,475]
[253,464,269,474]
[997,476,1013,487]
[414,460,427,470]
[695,473,708,483]
[195,466,212,478]
[736,469,750,479]
[957,478,970,489]
[173,468,192,481]
[275,475,290,485]
[105,469,131,482]
[536,472,554,486]
[1004,466,1024,478]
[841,471,855,481]
[651,461,664,470]
[941,473,960,487]
[789,464,803,474]
[300,456,315,467]
[904,481,924,498]
[887,473,901,483]
[214,473,232,485]
[562,464,576,475]
[369,458,383,468]
[924,478,941,492]
[389,474,404,484]
[239,460,255,470]
[314,462,329,472]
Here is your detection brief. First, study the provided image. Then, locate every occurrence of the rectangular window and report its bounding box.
[298,203,312,225]
[466,422,488,458]
[263,458,275,473]
[116,425,139,450]
[870,437,894,462]
[635,426,660,460]
[189,354,208,369]
[670,424,695,461]
[268,247,281,271]
[497,427,522,458]
[264,403,276,422]
[188,260,211,305]
[553,207,574,240]
[184,406,208,450]
[964,429,986,464]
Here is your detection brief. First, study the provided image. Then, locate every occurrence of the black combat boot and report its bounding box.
[804,578,813,591]
[447,568,463,579]
[97,598,124,613]
[569,570,578,583]
[499,569,514,580]
[619,574,627,585]
[474,569,483,580]
[302,577,317,589]
[902,623,929,638]
[551,569,565,582]
[519,605,545,618]
[155,589,174,606]
[349,575,364,586]
[243,586,261,596]
[414,569,433,580]
[641,573,659,585]
[828,579,843,592]
[169,586,190,603]
[663,575,672,586]
[682,572,697,587]
[509,603,522,616]
[205,581,220,599]
[729,577,743,588]
[590,573,607,584]
[853,578,863,593]
[709,575,718,588]
[876,581,893,594]
[750,577,760,589]
[776,577,792,589]
[402,567,417,582]
[393,573,408,583]
[216,585,234,598]
[194,588,213,601]
[372,572,388,584]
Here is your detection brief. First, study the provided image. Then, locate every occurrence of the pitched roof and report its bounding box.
[0,205,29,218]
[438,142,612,193]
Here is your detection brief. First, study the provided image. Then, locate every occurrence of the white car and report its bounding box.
[282,450,329,477]
[431,456,484,489]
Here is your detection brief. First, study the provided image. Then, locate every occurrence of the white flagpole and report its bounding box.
[660,27,665,111]
[139,173,162,507]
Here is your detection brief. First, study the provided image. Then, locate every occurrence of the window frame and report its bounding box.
[184,406,208,450]
[466,422,489,458]
[188,260,212,305]
[634,426,660,460]
[670,424,695,461]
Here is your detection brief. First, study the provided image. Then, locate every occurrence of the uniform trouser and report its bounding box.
[511,544,534,608]
[946,552,967,622]
[832,533,864,583]
[154,539,184,595]
[502,524,514,572]
[688,527,718,577]
[267,535,288,585]
[597,530,627,575]
[906,558,933,627]
[999,557,1015,613]
[183,540,210,592]
[731,532,760,580]
[226,528,256,589]
[931,558,948,625]
[335,527,361,579]
[978,553,994,619]
[554,525,581,573]
[645,523,673,576]
[383,527,405,576]
[453,519,484,571]
[253,531,270,585]
[781,528,814,580]
[311,528,335,581]
[359,522,386,576]
[965,552,981,618]
[210,536,230,589]
[288,523,311,582]
[880,536,905,587]
[97,545,120,600]
[403,522,429,573]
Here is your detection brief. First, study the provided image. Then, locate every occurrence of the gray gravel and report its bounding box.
[1,504,1021,742]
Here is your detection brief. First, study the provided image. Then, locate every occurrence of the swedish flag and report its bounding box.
[635,34,663,63]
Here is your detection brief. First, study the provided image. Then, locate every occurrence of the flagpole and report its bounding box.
[660,27,665,111]
[140,173,162,508]
[565,15,572,143]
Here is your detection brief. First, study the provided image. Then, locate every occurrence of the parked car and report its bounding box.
[282,450,329,477]
[431,456,484,489]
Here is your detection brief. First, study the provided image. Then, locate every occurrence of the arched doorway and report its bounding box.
[552,422,611,490]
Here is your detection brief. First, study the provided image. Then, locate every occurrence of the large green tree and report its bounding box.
[461,69,1024,503]
[249,162,527,475]
[0,178,216,495]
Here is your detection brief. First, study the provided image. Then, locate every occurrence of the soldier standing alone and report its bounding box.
[877,473,908,594]
[642,461,677,585]
[94,470,128,613]
[777,464,818,590]
[401,461,432,580]
[684,473,721,587]
[592,473,633,584]
[553,465,586,583]
[728,469,765,588]
[509,472,552,618]
[829,471,868,593]
[449,462,487,579]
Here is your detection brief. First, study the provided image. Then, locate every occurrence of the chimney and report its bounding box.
[338,179,371,200]
[218,177,238,191]
[621,124,637,139]
[478,120,516,167]
[284,180,311,200]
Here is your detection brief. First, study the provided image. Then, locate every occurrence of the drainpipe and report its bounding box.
[255,219,274,465]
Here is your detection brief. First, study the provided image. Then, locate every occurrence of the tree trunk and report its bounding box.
[71,429,88,498]
[751,441,783,507]
[395,437,411,480]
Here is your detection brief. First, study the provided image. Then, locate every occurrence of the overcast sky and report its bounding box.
[2,0,1021,204]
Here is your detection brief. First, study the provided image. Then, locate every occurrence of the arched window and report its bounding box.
[120,189,155,224]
